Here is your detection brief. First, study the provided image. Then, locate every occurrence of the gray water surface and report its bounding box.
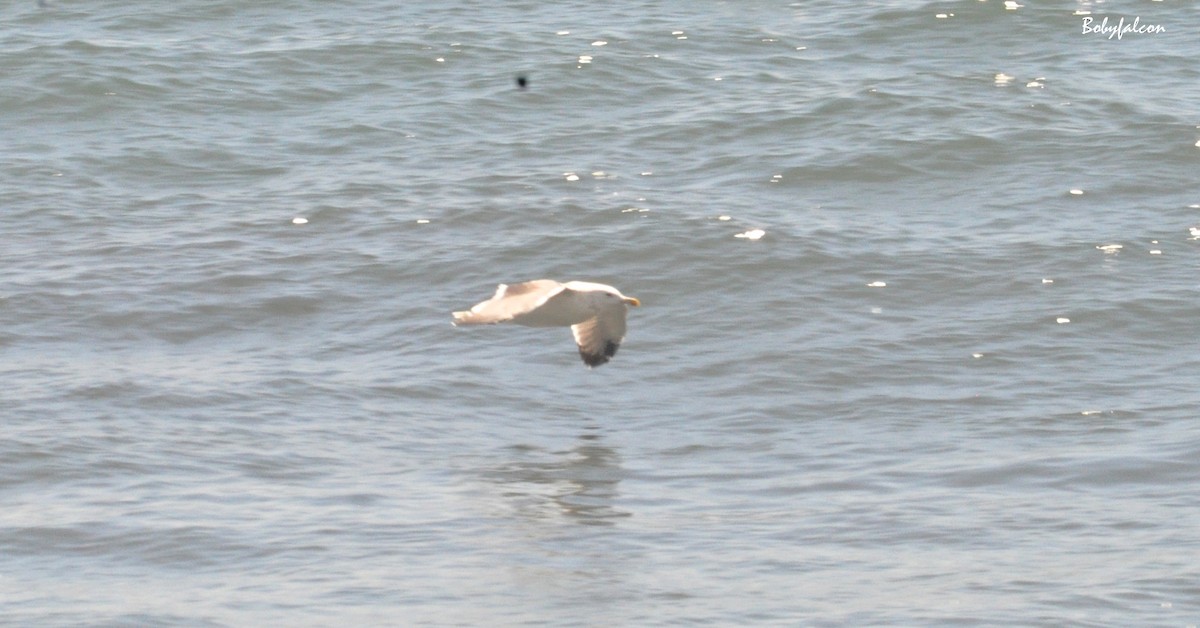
[3,1,1199,625]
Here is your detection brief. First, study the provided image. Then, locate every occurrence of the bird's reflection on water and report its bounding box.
[493,431,630,525]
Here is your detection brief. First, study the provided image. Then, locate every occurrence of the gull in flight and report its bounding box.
[453,280,640,367]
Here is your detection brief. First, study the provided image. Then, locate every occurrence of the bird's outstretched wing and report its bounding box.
[452,280,565,325]
[570,304,628,367]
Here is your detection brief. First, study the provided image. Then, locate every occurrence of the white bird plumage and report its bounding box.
[452,280,641,367]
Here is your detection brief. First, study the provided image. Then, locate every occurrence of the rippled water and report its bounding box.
[4,1,1199,625]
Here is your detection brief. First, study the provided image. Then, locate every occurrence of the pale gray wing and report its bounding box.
[452,280,564,325]
[570,303,628,367]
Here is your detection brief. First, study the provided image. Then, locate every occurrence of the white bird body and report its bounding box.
[452,280,640,367]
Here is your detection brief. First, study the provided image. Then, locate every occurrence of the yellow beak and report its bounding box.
[624,297,641,307]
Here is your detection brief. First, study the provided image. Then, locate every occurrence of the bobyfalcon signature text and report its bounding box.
[1082,16,1165,40]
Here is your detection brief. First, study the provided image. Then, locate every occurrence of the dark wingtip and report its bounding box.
[579,352,609,367]
[578,341,620,368]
